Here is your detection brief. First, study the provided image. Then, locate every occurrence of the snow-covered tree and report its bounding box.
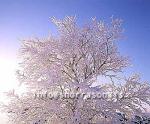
[1,16,150,124]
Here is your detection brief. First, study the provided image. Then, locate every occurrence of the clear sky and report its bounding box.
[0,0,150,82]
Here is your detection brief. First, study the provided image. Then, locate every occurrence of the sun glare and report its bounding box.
[0,57,20,102]
[0,58,18,92]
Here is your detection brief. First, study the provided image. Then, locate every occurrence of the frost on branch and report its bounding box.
[1,16,150,124]
[18,16,128,89]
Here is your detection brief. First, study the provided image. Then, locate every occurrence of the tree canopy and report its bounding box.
[1,16,150,124]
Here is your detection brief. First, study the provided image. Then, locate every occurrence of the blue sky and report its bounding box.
[0,0,150,81]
